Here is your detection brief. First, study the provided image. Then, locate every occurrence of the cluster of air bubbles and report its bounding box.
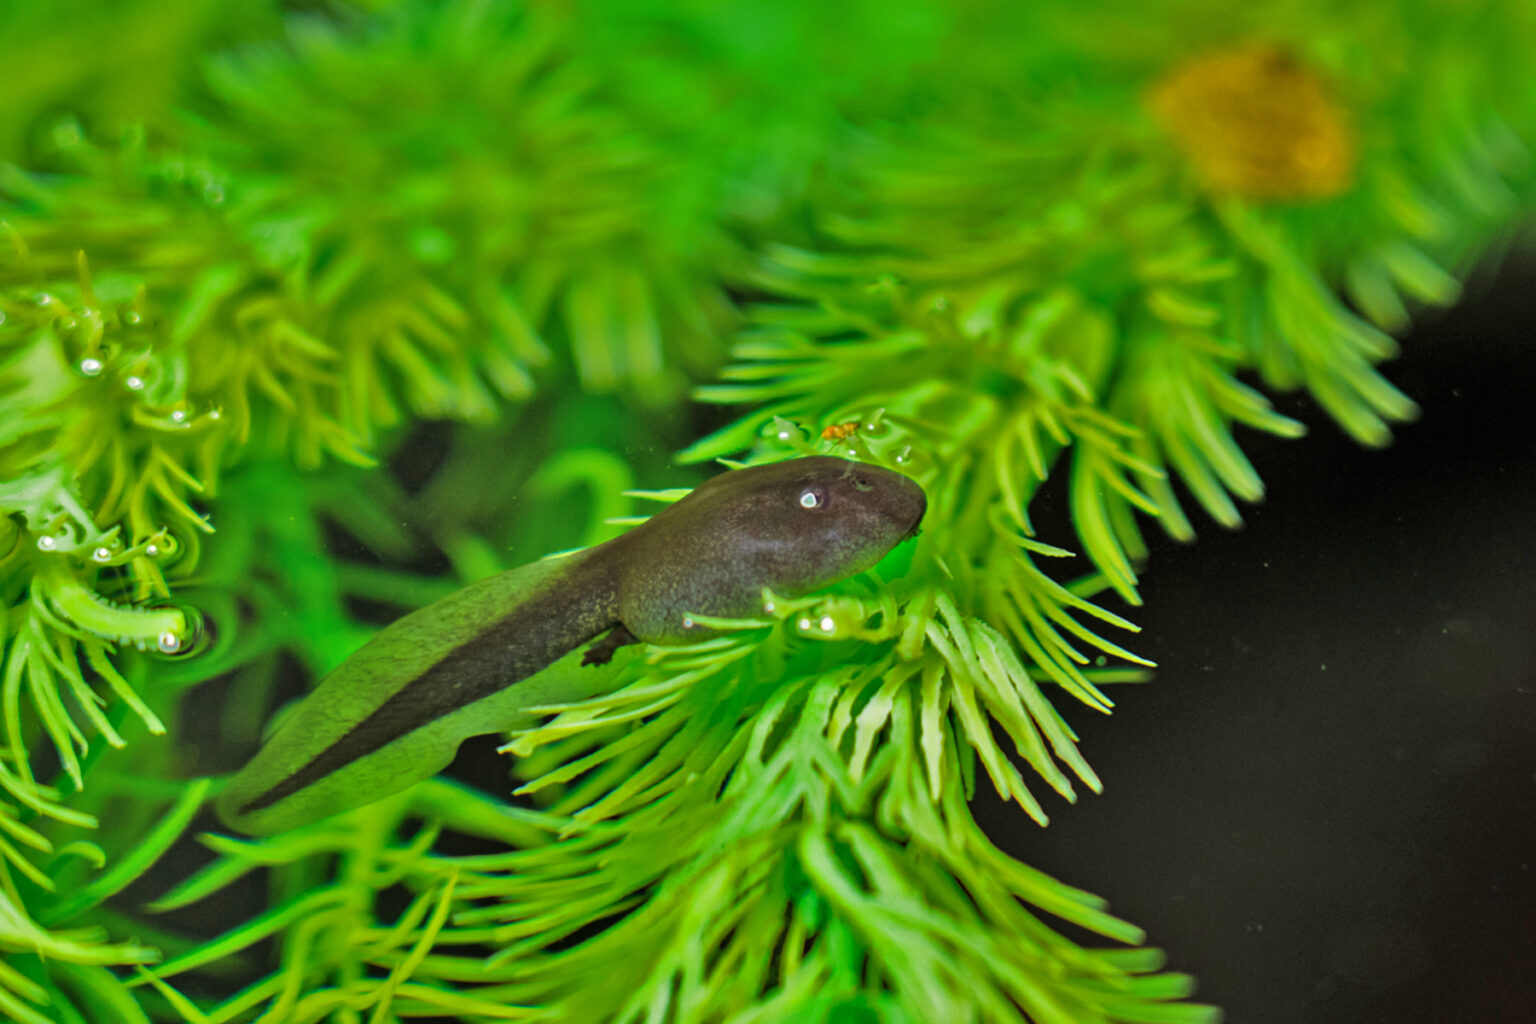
[37,525,176,564]
[797,614,839,635]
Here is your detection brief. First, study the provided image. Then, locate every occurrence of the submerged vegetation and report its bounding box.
[1,0,1532,1021]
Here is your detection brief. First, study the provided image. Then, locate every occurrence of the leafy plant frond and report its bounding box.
[453,606,1209,1022]
[195,0,737,406]
[0,776,212,1024]
[689,12,1529,604]
[119,566,1201,1023]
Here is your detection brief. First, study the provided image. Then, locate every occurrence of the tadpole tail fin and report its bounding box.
[218,551,621,835]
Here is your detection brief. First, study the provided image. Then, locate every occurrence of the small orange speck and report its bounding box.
[1147,44,1357,200]
[821,422,860,441]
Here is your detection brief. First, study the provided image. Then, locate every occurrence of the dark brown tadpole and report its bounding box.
[220,455,927,835]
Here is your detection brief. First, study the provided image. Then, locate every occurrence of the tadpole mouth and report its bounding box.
[847,458,927,545]
[896,479,927,541]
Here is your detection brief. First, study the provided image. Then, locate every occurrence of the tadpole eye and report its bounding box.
[799,487,825,510]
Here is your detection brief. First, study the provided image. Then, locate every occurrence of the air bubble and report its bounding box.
[37,535,57,551]
[819,616,835,633]
[145,544,160,557]
[57,316,77,331]
[125,376,145,391]
[798,617,812,631]
[79,358,104,376]
[208,409,222,420]
[682,616,695,629]
[762,601,775,613]
[171,410,187,423]
[93,547,112,562]
[157,632,181,654]
[35,293,53,307]
[124,311,142,326]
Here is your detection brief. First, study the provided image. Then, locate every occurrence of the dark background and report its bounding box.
[977,251,1536,1022]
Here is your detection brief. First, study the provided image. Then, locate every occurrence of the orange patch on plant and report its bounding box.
[1147,44,1356,200]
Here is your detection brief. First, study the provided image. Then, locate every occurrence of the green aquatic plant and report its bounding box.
[2,0,1534,1021]
[0,0,279,163]
[190,0,739,408]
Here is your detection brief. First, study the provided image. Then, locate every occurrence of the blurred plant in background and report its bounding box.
[1,0,1531,1021]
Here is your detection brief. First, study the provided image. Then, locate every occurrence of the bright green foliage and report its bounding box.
[1,0,1533,1021]
[191,0,737,410]
[127,593,1199,1024]
[0,0,279,162]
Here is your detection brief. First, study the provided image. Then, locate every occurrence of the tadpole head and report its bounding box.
[618,455,929,642]
[711,455,927,590]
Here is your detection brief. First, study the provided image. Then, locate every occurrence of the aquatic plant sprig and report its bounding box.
[193,0,737,411]
[111,556,1202,1023]
[404,601,1212,1023]
[692,26,1530,610]
[0,255,220,842]
[0,200,489,1012]
[130,800,526,1023]
[0,769,213,1024]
